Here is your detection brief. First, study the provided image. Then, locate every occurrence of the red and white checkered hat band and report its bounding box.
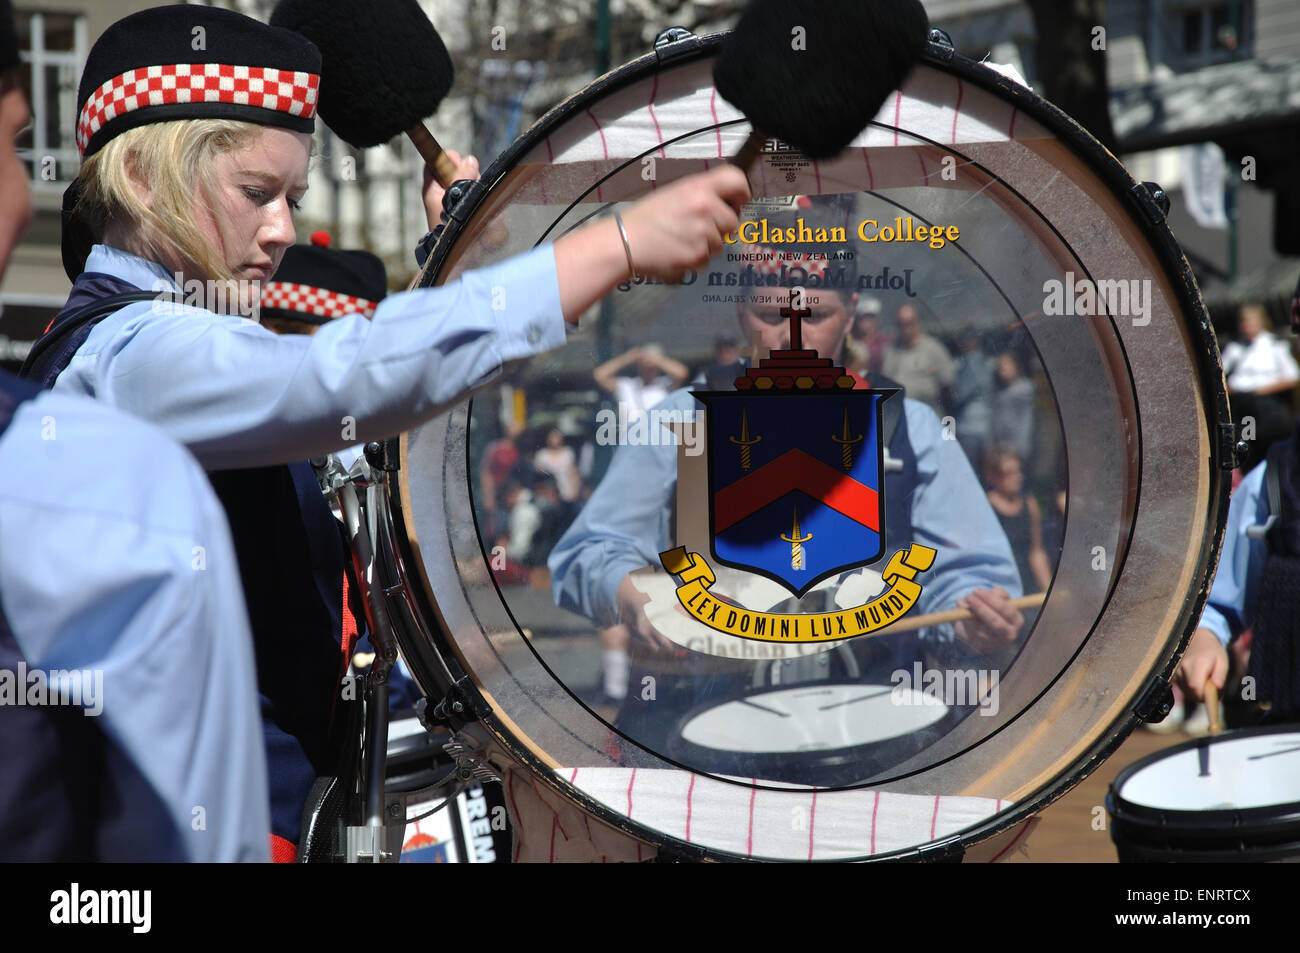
[76,63,320,155]
[750,246,832,281]
[260,281,378,320]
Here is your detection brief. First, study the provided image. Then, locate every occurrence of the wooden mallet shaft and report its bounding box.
[406,123,458,187]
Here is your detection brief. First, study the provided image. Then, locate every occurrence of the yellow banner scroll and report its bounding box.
[658,544,938,644]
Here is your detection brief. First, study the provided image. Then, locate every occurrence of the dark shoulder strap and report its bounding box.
[1264,438,1299,554]
[19,292,160,388]
[1266,440,1286,522]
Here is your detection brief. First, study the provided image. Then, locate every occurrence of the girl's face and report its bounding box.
[189,126,311,291]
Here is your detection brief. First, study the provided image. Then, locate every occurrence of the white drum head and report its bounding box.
[679,685,948,754]
[1118,731,1300,812]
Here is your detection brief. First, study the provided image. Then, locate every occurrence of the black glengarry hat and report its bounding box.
[63,4,322,280]
[260,232,387,324]
[75,4,321,159]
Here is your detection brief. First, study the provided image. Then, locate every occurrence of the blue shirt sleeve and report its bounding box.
[54,245,567,470]
[903,399,1023,613]
[1197,462,1269,647]
[0,391,270,861]
[548,390,692,624]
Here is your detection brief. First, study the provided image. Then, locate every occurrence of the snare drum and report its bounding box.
[668,681,951,787]
[375,29,1230,860]
[1107,726,1300,862]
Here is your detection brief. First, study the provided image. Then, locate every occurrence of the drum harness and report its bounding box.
[313,443,501,862]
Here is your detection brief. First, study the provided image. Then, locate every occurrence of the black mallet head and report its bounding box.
[715,0,930,162]
[271,0,458,181]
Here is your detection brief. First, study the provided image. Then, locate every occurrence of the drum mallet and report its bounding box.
[713,0,931,172]
[271,0,461,187]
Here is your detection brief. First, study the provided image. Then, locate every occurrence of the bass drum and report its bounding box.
[383,30,1231,861]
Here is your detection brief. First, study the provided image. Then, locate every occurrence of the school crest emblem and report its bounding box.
[659,292,937,644]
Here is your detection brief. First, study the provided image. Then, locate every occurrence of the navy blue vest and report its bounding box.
[1249,437,1300,720]
[0,373,183,859]
[23,275,358,845]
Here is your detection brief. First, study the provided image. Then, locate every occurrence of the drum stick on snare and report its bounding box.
[713,0,931,174]
[271,0,460,186]
[1204,681,1221,735]
[875,592,1046,635]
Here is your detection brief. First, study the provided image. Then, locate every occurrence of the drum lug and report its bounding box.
[927,29,956,61]
[418,676,479,730]
[440,178,487,225]
[1218,421,1248,470]
[1133,678,1175,724]
[364,439,399,473]
[654,26,704,63]
[1132,181,1171,224]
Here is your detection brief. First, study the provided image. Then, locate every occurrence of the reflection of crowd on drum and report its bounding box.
[474,240,1073,730]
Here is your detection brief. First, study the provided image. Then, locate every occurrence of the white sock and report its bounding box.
[602,649,629,699]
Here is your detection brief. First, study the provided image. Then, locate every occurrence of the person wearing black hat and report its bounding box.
[21,4,747,858]
[0,0,269,860]
[257,231,387,336]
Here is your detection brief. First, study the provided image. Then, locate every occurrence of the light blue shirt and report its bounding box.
[1197,462,1268,647]
[0,389,269,861]
[55,245,566,469]
[549,387,1022,648]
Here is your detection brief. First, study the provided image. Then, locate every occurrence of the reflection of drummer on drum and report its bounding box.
[549,196,1024,781]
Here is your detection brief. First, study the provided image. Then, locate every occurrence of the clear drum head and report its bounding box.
[394,34,1229,860]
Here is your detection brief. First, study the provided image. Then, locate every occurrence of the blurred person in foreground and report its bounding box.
[0,0,267,860]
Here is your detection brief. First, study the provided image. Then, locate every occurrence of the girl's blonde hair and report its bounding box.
[75,119,265,283]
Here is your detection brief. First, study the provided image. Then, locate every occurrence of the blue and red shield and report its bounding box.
[693,389,894,597]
